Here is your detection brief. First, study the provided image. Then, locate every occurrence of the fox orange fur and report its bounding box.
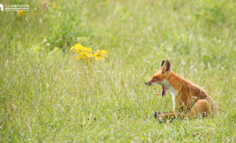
[145,60,217,122]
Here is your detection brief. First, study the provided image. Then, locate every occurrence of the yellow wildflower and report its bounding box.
[77,52,94,62]
[87,53,94,58]
[70,43,107,62]
[70,43,92,53]
[17,10,25,16]
[100,50,108,58]
[70,46,76,51]
[79,51,88,60]
[86,47,92,53]
[75,43,82,47]
[94,50,108,60]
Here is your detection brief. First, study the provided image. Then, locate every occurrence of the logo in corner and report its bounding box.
[0,4,3,11]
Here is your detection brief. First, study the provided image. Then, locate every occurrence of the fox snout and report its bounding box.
[145,82,151,86]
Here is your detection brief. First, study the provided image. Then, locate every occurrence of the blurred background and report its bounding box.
[1,0,236,142]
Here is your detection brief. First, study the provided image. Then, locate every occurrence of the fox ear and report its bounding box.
[161,60,165,67]
[162,60,171,72]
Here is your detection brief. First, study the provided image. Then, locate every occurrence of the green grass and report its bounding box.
[1,0,236,142]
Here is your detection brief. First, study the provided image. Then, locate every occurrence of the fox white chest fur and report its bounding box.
[160,80,177,108]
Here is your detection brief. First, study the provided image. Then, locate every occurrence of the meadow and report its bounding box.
[1,0,236,142]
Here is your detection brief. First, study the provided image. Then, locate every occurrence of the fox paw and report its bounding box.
[152,111,158,119]
[152,111,165,123]
[152,111,176,123]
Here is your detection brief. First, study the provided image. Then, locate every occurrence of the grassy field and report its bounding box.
[1,0,236,142]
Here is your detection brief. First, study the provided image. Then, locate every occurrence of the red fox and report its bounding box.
[145,60,217,122]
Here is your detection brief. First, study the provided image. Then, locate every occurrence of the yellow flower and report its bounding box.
[85,47,92,53]
[70,46,76,51]
[75,43,82,47]
[94,50,108,60]
[79,51,88,60]
[17,10,25,16]
[78,52,94,62]
[70,43,92,53]
[100,50,108,58]
[70,43,81,52]
[87,53,94,58]
[71,43,107,62]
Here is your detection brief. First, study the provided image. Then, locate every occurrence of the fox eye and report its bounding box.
[153,77,158,81]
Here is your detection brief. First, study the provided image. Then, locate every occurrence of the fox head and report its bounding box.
[145,60,171,96]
